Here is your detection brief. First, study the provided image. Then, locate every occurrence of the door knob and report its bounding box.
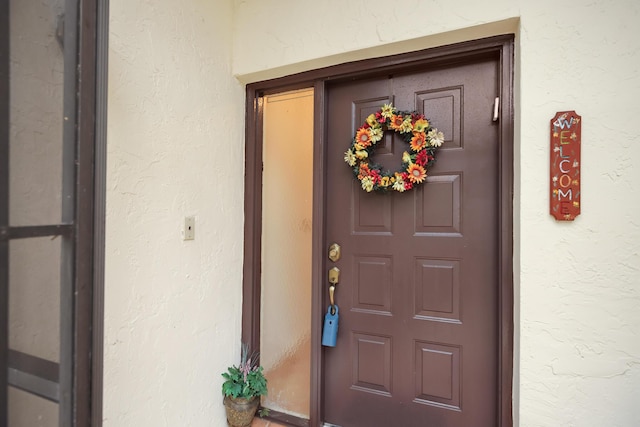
[328,243,341,262]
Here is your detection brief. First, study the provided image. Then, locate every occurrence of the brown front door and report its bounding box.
[323,56,501,427]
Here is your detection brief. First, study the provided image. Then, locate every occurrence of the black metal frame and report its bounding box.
[8,350,60,402]
[1,0,107,426]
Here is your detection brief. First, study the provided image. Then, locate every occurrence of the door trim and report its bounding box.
[243,34,514,427]
[0,1,8,421]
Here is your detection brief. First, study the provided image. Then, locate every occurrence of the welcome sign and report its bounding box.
[550,111,581,221]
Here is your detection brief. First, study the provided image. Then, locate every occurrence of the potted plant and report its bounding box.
[222,344,268,427]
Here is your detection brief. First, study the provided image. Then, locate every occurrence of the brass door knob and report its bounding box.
[328,243,341,262]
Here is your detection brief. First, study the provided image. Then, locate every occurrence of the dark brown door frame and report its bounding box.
[92,1,110,424]
[0,0,8,420]
[243,34,514,427]
[0,0,108,425]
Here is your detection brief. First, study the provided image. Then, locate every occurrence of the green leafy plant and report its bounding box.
[222,344,268,400]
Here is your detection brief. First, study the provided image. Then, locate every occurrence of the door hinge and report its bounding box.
[492,97,500,122]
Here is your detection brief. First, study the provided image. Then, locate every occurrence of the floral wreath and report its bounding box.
[344,103,444,193]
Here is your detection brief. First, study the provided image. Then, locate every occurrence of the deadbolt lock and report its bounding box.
[328,267,340,285]
[328,243,341,262]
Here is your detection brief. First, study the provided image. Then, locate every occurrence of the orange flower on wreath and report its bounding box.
[410,132,427,152]
[355,127,373,148]
[407,163,427,184]
[389,114,406,131]
[357,163,371,180]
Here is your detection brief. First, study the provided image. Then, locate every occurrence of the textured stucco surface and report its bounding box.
[232,0,520,82]
[106,0,640,426]
[105,0,244,425]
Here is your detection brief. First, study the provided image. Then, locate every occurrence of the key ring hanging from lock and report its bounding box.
[328,266,340,315]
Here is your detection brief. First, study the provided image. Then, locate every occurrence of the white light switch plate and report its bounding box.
[184,216,195,240]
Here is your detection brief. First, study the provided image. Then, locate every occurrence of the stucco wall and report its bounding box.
[105,0,244,425]
[233,1,640,426]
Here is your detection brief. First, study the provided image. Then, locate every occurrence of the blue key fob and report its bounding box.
[321,305,339,347]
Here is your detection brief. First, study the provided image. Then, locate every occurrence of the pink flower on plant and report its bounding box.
[239,358,252,381]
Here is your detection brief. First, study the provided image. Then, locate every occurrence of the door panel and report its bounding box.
[323,57,500,427]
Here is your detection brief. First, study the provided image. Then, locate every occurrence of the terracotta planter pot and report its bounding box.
[223,396,259,427]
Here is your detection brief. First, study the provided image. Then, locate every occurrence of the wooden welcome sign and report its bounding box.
[550,111,581,221]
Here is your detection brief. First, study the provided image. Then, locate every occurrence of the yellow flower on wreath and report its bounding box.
[370,126,383,143]
[402,151,412,163]
[413,118,429,132]
[381,104,395,119]
[392,173,406,192]
[355,150,368,160]
[344,149,356,166]
[361,176,374,192]
[400,118,413,133]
